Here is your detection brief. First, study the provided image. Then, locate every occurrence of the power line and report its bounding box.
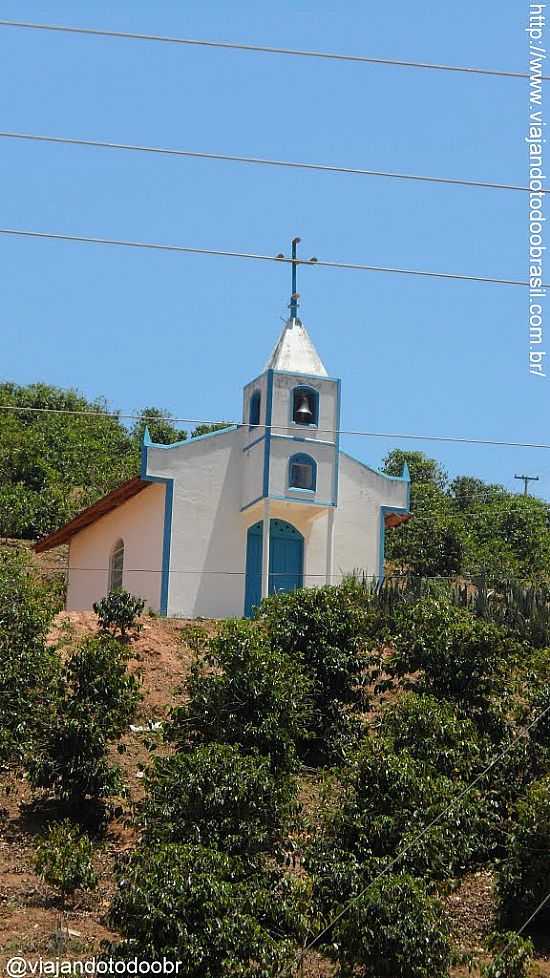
[1,403,550,451]
[298,699,550,960]
[0,228,538,288]
[0,19,543,80]
[0,131,537,196]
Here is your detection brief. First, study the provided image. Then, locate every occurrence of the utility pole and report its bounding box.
[514,473,540,496]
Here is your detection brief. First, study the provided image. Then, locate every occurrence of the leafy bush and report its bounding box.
[257,582,375,760]
[306,738,493,902]
[93,590,145,640]
[386,596,521,733]
[480,932,534,978]
[34,820,97,903]
[333,874,451,978]
[379,693,484,779]
[139,744,298,858]
[167,619,311,772]
[109,843,308,976]
[29,636,141,806]
[497,776,550,928]
[0,548,62,768]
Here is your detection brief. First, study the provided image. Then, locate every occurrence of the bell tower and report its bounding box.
[241,237,341,514]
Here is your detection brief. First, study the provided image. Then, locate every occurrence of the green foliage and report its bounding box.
[131,407,186,447]
[497,776,550,928]
[109,843,308,976]
[480,932,534,978]
[257,582,373,760]
[0,548,62,768]
[93,589,145,640]
[379,692,484,779]
[382,449,447,489]
[139,744,298,857]
[386,596,521,731]
[333,874,451,978]
[29,636,141,805]
[191,422,232,438]
[168,619,312,772]
[385,483,464,577]
[34,820,97,903]
[0,383,138,539]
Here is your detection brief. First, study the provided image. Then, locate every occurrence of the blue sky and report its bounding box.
[0,1,547,498]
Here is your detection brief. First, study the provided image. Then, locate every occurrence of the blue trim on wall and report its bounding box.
[140,432,173,616]
[269,493,333,508]
[379,504,410,581]
[288,452,317,492]
[270,433,334,447]
[240,494,265,513]
[339,449,412,484]
[262,369,274,498]
[145,424,239,451]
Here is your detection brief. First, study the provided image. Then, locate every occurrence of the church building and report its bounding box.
[35,246,411,618]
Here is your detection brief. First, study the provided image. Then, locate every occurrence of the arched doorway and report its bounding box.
[244,519,304,617]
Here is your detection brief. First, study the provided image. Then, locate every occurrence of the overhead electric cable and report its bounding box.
[1,404,550,451]
[0,228,538,288]
[0,131,537,195]
[0,18,544,80]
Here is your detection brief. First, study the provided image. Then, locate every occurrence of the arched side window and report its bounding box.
[109,539,124,591]
[249,390,261,429]
[291,385,319,427]
[288,453,317,492]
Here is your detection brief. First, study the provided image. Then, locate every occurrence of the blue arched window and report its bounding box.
[249,390,261,429]
[291,385,319,427]
[288,453,317,492]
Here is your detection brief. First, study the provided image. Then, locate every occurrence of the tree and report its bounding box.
[0,548,62,769]
[257,582,374,761]
[139,744,298,858]
[191,422,232,438]
[34,820,97,905]
[382,449,447,489]
[385,483,464,577]
[93,589,145,640]
[109,844,308,976]
[497,776,550,929]
[131,407,186,446]
[168,619,312,773]
[333,874,451,978]
[0,383,137,539]
[29,636,141,806]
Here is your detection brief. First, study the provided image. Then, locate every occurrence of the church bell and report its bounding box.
[295,393,313,423]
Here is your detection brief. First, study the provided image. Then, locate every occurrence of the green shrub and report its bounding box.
[0,549,62,768]
[480,932,534,978]
[139,744,298,857]
[386,596,521,733]
[109,843,308,976]
[333,874,451,978]
[34,820,97,904]
[306,738,493,900]
[257,582,374,760]
[497,776,550,928]
[167,619,311,772]
[379,693,484,779]
[93,590,145,640]
[29,636,141,806]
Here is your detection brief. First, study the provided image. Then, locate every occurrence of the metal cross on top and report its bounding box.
[276,237,318,320]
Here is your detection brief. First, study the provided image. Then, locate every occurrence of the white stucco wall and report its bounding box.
[333,453,409,581]
[146,428,245,618]
[66,483,165,612]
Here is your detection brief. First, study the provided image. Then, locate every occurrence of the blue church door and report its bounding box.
[244,519,304,617]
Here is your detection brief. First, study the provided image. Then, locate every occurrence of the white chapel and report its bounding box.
[36,256,411,618]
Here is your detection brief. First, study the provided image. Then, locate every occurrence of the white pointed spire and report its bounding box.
[265,317,328,376]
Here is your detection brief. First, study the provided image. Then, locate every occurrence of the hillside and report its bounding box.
[1,603,550,976]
